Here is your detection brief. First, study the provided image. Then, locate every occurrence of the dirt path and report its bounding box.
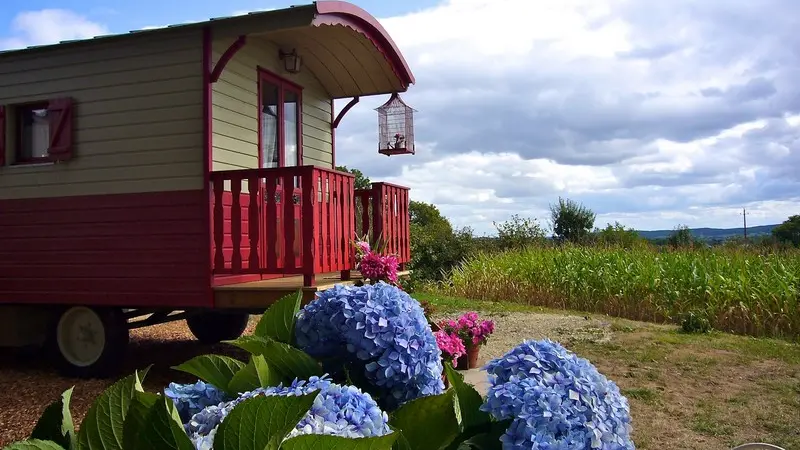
[432,310,618,366]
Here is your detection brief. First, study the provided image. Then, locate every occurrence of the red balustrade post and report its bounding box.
[371,183,384,249]
[248,175,260,271]
[301,167,318,286]
[231,178,242,273]
[212,178,225,273]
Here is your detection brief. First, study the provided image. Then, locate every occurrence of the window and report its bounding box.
[17,103,51,163]
[258,68,302,169]
[0,97,75,167]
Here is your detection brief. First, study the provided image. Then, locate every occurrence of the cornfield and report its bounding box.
[447,245,800,340]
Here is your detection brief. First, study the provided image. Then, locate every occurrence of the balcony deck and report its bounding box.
[213,270,411,309]
[210,165,411,292]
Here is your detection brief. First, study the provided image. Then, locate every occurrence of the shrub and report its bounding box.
[295,282,444,409]
[681,311,712,334]
[482,340,634,449]
[5,287,634,450]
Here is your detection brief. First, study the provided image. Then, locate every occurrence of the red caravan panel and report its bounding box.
[0,190,211,308]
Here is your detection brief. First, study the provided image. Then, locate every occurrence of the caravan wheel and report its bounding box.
[51,306,129,378]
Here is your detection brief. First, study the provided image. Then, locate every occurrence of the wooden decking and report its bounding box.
[213,271,411,309]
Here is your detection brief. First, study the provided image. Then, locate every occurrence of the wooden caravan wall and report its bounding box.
[0,29,210,309]
[0,28,205,199]
[211,35,333,172]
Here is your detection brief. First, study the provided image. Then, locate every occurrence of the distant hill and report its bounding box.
[637,224,777,241]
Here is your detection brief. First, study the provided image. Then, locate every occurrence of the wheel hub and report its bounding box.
[57,307,106,367]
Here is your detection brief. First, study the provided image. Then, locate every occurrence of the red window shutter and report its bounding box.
[0,105,5,166]
[47,97,75,161]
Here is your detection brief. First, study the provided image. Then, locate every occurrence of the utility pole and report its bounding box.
[742,208,748,240]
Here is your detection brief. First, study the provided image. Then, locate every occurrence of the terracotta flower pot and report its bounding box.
[456,345,480,370]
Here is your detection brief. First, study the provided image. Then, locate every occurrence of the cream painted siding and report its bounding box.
[0,29,204,200]
[211,36,333,172]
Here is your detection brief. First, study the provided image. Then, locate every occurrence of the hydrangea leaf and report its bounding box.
[121,391,159,450]
[129,396,195,450]
[172,355,245,396]
[389,390,460,450]
[213,392,317,450]
[443,364,490,431]
[30,386,75,450]
[223,335,322,381]
[227,355,283,394]
[254,290,302,344]
[3,440,67,450]
[280,432,398,450]
[76,366,151,450]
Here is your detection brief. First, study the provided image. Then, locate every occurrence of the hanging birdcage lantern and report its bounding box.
[376,92,416,156]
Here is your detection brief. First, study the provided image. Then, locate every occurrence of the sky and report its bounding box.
[1,0,798,235]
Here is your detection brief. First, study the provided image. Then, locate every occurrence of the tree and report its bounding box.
[335,165,372,190]
[494,214,546,250]
[772,215,800,247]
[548,197,596,243]
[410,200,452,233]
[594,221,645,248]
[667,224,697,248]
[408,201,474,281]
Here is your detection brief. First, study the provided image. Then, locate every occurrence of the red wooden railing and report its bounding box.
[210,166,356,285]
[354,182,411,265]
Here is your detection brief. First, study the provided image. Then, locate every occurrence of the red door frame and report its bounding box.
[256,66,304,275]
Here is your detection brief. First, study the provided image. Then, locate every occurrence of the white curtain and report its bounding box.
[261,105,278,168]
[30,109,50,158]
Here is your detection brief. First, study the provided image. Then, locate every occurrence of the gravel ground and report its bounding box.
[432,310,615,366]
[0,311,613,446]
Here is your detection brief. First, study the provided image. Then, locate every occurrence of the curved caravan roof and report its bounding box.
[0,1,415,99]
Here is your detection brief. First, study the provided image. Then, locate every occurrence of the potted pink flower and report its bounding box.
[352,238,400,285]
[433,329,466,387]
[438,312,495,369]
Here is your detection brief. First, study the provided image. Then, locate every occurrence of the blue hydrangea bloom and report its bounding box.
[164,380,229,422]
[185,375,391,450]
[294,282,444,409]
[481,340,635,450]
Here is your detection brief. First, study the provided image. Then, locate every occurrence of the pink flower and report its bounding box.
[355,240,370,254]
[356,246,399,285]
[434,330,466,365]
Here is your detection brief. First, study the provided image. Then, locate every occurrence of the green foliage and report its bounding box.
[448,245,800,340]
[493,214,546,250]
[127,396,195,450]
[228,355,283,393]
[122,392,160,449]
[593,222,646,249]
[773,215,800,247]
[30,387,75,450]
[389,390,461,450]
[281,433,398,450]
[681,311,712,334]
[10,289,513,450]
[224,335,323,381]
[254,291,302,344]
[335,165,372,190]
[3,440,67,450]
[667,225,699,249]
[548,197,596,243]
[213,394,317,450]
[76,367,151,450]
[171,355,245,397]
[409,200,475,281]
[443,364,489,431]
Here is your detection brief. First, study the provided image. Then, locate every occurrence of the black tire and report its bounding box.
[186,311,249,344]
[49,306,129,379]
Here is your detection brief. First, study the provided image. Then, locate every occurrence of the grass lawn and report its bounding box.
[416,292,800,450]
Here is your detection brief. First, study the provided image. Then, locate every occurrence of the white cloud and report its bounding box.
[0,9,108,50]
[334,0,800,234]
